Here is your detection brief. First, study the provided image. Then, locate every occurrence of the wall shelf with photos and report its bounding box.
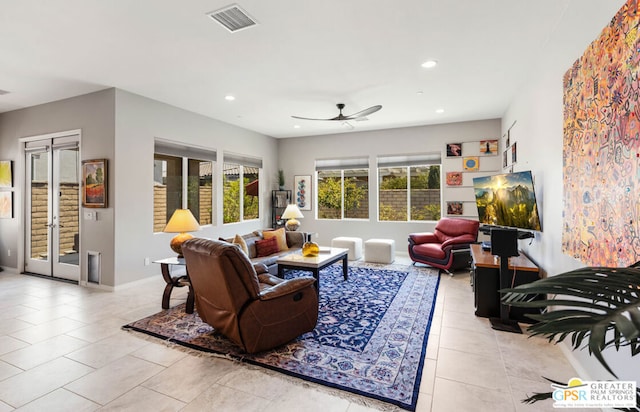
[442,140,501,220]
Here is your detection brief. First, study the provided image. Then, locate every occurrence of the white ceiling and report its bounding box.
[0,0,626,138]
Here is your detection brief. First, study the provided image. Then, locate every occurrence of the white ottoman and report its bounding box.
[331,237,363,260]
[364,239,395,264]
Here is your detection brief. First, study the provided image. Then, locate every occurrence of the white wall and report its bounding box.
[278,119,500,250]
[502,0,639,382]
[0,89,116,283]
[113,90,278,286]
[0,88,278,287]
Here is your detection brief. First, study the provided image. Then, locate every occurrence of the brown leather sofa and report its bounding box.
[182,238,319,354]
[408,217,479,272]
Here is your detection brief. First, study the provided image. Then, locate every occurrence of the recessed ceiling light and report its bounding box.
[416,91,424,95]
[421,60,438,69]
[293,125,301,129]
[225,95,235,101]
[435,108,445,114]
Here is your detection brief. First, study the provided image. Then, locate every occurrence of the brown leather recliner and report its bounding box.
[408,218,479,272]
[182,238,318,353]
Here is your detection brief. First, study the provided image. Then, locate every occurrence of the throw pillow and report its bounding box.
[232,234,249,255]
[255,236,279,257]
[263,227,288,252]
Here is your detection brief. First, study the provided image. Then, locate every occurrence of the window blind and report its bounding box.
[154,139,217,162]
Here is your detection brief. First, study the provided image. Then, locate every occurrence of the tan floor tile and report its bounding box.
[217,367,302,401]
[0,401,12,412]
[0,360,22,381]
[64,316,131,342]
[262,386,351,412]
[435,348,510,391]
[419,359,437,395]
[64,332,148,368]
[1,334,88,370]
[9,317,86,344]
[414,393,432,412]
[100,386,185,412]
[0,357,93,408]
[442,308,493,334]
[64,355,163,405]
[431,378,514,412]
[14,388,100,412]
[181,383,267,412]
[0,336,29,356]
[142,354,234,403]
[129,341,188,367]
[438,325,501,359]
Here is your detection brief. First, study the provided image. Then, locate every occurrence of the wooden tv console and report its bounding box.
[470,243,542,322]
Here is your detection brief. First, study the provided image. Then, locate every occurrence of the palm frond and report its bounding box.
[501,266,640,378]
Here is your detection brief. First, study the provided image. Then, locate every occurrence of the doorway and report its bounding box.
[24,133,80,281]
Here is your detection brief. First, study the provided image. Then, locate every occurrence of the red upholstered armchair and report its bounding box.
[408,218,479,272]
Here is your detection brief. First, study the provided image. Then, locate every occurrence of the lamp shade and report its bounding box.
[163,209,200,257]
[281,204,304,219]
[281,204,303,231]
[164,209,200,233]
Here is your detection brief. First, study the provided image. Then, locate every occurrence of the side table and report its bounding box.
[154,257,195,314]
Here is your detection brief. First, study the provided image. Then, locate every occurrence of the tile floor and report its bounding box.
[0,257,583,411]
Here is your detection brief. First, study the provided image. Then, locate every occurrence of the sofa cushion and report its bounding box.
[256,237,279,257]
[232,234,249,255]
[263,227,288,252]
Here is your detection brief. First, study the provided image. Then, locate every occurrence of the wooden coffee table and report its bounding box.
[277,247,349,293]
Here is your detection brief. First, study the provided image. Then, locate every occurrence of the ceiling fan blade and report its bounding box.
[291,115,335,121]
[344,105,382,120]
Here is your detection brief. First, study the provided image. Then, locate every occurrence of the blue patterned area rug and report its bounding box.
[124,264,440,411]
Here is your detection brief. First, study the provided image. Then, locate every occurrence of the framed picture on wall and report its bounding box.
[82,159,108,208]
[0,191,12,218]
[447,201,463,215]
[511,142,517,164]
[463,156,479,171]
[479,140,498,156]
[294,175,311,211]
[446,172,463,186]
[0,160,12,188]
[446,143,462,157]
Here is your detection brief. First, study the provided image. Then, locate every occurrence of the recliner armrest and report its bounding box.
[408,232,438,244]
[259,277,316,301]
[253,263,269,275]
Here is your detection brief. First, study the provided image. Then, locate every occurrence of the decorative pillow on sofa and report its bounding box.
[255,236,279,257]
[232,234,249,255]
[263,227,288,252]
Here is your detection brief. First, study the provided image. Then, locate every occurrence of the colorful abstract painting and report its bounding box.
[446,172,463,186]
[562,0,640,266]
[294,175,311,211]
[479,140,498,156]
[0,161,11,188]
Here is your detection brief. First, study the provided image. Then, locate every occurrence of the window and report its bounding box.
[223,153,262,224]
[377,154,441,221]
[316,157,369,220]
[153,140,216,232]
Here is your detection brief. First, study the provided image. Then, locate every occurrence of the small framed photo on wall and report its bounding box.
[82,159,108,208]
[447,201,463,215]
[446,143,462,157]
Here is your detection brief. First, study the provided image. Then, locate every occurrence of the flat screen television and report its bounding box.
[472,170,542,232]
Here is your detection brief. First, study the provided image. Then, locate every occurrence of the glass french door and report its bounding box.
[24,134,80,281]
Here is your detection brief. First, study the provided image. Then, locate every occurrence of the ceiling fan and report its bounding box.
[292,103,382,121]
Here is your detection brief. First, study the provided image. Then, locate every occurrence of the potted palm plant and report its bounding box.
[278,169,285,190]
[502,264,640,409]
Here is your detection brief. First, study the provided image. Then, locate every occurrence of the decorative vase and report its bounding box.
[302,241,320,257]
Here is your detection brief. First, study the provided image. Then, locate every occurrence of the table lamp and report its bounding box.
[281,204,303,231]
[163,209,200,257]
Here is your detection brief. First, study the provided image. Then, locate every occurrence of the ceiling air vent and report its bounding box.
[207,4,257,33]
